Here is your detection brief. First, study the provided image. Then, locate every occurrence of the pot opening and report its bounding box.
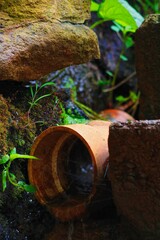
[57,135,94,201]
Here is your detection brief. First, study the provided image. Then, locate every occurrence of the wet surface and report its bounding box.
[0,191,55,240]
[66,139,94,198]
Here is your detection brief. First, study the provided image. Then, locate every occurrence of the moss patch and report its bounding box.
[7,103,36,153]
[0,0,56,20]
[0,95,10,155]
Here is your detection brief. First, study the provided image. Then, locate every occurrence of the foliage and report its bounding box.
[133,0,160,15]
[116,91,140,115]
[28,81,55,116]
[0,148,38,193]
[59,78,104,124]
[91,0,143,110]
[60,103,88,125]
[91,0,144,31]
[116,91,139,104]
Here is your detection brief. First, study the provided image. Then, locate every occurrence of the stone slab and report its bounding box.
[135,14,160,119]
[109,120,160,238]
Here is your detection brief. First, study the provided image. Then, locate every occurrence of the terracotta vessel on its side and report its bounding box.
[100,109,134,122]
[28,120,111,221]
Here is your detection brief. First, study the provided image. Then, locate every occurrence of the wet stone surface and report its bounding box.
[0,191,55,240]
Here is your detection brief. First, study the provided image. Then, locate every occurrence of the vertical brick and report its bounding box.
[135,15,160,119]
[109,120,160,238]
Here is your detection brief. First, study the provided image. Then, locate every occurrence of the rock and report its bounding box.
[0,0,91,24]
[109,120,160,238]
[0,0,100,81]
[135,14,160,120]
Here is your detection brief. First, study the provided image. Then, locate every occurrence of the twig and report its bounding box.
[103,71,136,93]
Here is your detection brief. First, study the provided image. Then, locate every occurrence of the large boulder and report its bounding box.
[0,0,100,81]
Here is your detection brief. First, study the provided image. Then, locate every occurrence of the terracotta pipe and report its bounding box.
[28,120,111,221]
[100,109,134,122]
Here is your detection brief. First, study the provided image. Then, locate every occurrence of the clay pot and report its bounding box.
[100,109,134,122]
[28,120,111,221]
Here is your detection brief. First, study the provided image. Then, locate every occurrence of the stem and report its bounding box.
[90,19,108,29]
[7,171,18,187]
[128,92,140,116]
[6,161,19,187]
[103,71,136,93]
[74,100,105,120]
[28,86,39,114]
[108,31,127,106]
[108,46,125,105]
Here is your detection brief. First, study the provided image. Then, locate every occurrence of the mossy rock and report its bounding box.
[0,0,91,23]
[0,95,10,155]
[0,0,100,81]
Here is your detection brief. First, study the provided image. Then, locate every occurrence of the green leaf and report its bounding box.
[10,148,17,155]
[17,181,36,193]
[91,1,99,12]
[28,101,37,107]
[10,153,39,161]
[61,113,87,125]
[39,82,55,89]
[2,170,7,192]
[125,36,134,48]
[106,70,113,77]
[116,95,129,103]
[17,181,25,190]
[120,54,128,61]
[97,80,111,86]
[64,78,74,89]
[0,155,10,164]
[129,91,139,103]
[23,184,36,193]
[35,83,39,92]
[97,0,144,32]
[34,93,52,104]
[30,86,34,98]
[111,25,120,32]
[9,173,17,182]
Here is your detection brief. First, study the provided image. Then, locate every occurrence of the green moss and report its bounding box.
[7,104,36,153]
[0,93,36,155]
[0,0,55,20]
[0,95,10,155]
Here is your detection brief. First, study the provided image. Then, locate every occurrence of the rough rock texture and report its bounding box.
[135,14,160,120]
[0,94,36,155]
[109,120,160,239]
[0,0,100,81]
[0,0,91,23]
[0,95,10,154]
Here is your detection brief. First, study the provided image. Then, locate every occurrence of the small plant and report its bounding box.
[60,78,105,124]
[60,102,88,125]
[105,22,135,103]
[116,91,140,115]
[91,0,143,108]
[91,0,144,31]
[134,0,160,15]
[0,148,38,193]
[116,91,139,104]
[28,81,55,116]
